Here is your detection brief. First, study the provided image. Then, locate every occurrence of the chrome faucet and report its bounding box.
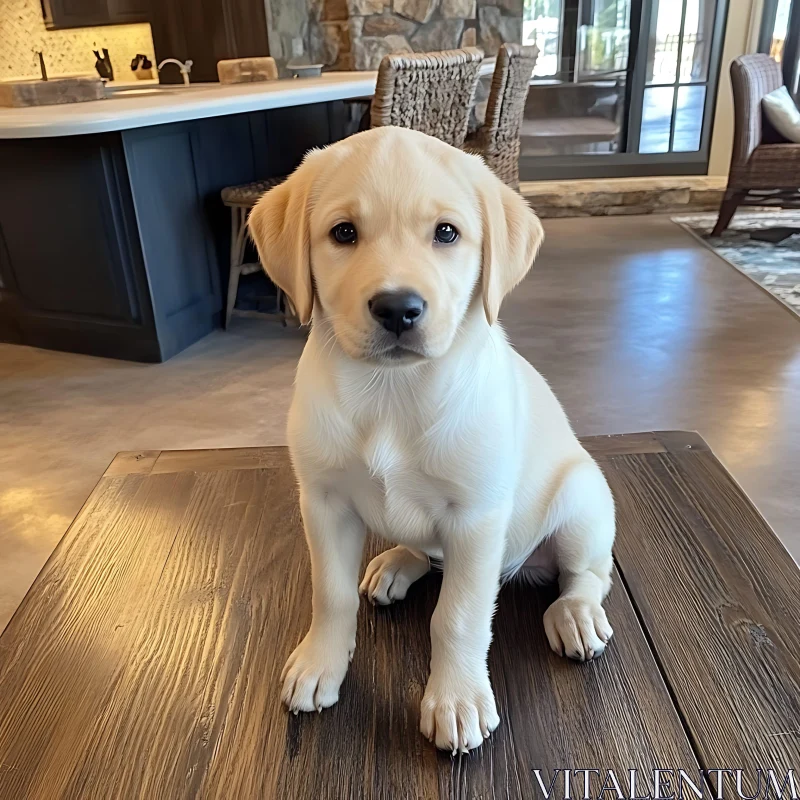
[157,58,193,85]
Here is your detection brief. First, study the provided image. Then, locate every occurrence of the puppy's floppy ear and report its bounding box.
[476,169,544,325]
[248,152,321,325]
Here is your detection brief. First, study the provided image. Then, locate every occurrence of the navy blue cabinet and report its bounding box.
[0,103,339,361]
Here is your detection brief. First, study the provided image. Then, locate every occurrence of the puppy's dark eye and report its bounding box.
[331,222,357,244]
[434,223,459,244]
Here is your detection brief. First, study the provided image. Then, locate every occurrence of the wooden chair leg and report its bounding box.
[225,263,242,330]
[711,190,746,237]
[225,206,247,330]
[227,207,248,270]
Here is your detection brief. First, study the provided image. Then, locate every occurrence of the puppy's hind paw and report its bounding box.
[359,546,430,606]
[543,596,613,662]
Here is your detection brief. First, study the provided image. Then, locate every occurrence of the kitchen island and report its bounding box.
[0,73,378,362]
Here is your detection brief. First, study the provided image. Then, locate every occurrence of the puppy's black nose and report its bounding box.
[368,291,426,337]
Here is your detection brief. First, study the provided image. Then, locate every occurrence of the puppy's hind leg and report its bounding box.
[360,546,430,605]
[542,459,615,662]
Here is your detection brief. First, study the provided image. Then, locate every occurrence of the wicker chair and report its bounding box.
[220,48,483,327]
[370,48,484,147]
[464,43,539,189]
[220,177,285,328]
[712,54,800,236]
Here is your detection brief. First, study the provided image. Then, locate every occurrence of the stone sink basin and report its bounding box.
[0,76,105,108]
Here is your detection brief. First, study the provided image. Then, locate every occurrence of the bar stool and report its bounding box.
[370,48,483,147]
[220,176,285,328]
[463,43,539,190]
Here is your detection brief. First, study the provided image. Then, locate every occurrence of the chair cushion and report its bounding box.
[221,176,286,207]
[762,86,800,144]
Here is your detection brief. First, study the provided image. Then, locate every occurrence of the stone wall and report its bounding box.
[310,0,522,71]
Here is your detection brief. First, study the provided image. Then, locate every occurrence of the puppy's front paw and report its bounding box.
[359,546,429,605]
[543,596,613,661]
[280,631,354,713]
[420,670,500,753]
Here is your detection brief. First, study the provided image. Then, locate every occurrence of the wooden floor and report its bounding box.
[0,432,798,799]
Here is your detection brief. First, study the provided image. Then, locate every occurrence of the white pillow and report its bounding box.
[762,85,800,143]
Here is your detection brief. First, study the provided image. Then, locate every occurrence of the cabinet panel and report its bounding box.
[42,0,149,30]
[108,0,150,23]
[0,136,146,322]
[149,0,269,83]
[0,134,159,361]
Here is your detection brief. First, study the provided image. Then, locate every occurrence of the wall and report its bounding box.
[707,0,761,175]
[309,0,522,71]
[0,0,154,81]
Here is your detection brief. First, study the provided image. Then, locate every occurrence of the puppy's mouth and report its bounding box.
[368,343,427,365]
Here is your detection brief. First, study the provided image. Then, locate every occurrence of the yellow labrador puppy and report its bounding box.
[249,126,615,753]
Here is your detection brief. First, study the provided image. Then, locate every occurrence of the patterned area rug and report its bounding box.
[674,210,800,316]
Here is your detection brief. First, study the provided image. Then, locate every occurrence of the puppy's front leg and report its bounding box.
[420,517,505,753]
[282,488,365,713]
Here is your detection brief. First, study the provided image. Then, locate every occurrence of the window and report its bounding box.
[523,0,563,77]
[577,0,632,80]
[518,0,728,179]
[768,0,793,62]
[640,0,717,154]
[759,0,800,96]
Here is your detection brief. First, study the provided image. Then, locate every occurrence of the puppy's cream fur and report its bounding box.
[250,127,615,754]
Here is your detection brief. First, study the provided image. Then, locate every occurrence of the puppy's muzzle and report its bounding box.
[368,291,427,338]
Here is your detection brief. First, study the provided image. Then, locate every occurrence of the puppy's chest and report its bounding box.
[342,425,468,542]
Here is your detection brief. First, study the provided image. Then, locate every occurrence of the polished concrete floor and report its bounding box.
[2,215,799,633]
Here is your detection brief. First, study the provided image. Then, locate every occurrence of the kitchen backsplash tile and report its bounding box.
[0,0,154,81]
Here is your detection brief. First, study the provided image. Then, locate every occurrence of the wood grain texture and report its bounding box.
[603,447,800,789]
[0,443,709,799]
[103,450,160,476]
[150,446,286,474]
[652,429,710,453]
[108,432,684,477]
[580,431,667,457]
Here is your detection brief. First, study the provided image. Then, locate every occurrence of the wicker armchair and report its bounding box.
[464,43,539,189]
[712,54,800,236]
[371,48,484,148]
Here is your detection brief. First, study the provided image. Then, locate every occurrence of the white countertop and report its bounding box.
[0,72,377,139]
[0,62,494,140]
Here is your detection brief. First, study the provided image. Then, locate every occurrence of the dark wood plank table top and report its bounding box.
[0,432,797,799]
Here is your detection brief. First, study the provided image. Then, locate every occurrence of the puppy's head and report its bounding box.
[249,127,543,365]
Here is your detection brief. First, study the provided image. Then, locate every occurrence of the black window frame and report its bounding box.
[519,0,730,182]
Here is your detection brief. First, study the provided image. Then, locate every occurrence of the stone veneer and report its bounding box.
[309,0,523,71]
[521,177,727,219]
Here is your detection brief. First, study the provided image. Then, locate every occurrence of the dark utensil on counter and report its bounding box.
[130,54,154,80]
[35,50,48,81]
[94,49,114,81]
[130,54,149,70]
